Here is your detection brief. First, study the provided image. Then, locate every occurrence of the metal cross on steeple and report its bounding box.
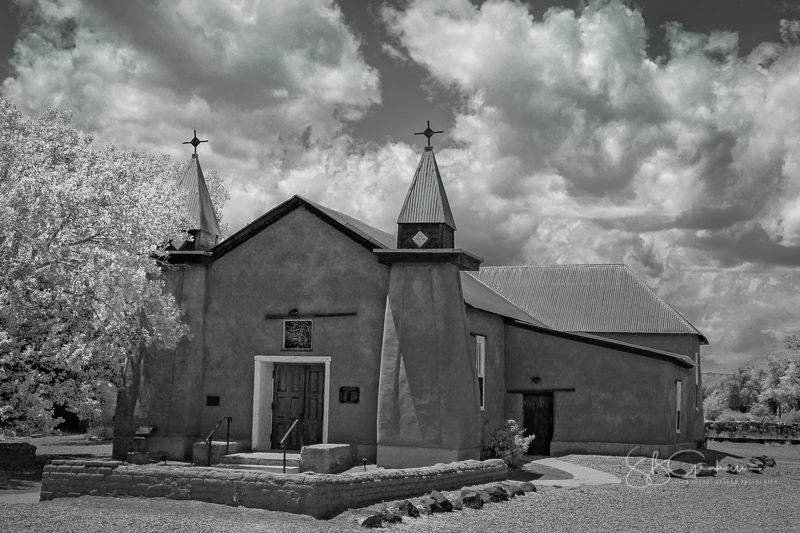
[183,129,208,154]
[414,120,443,147]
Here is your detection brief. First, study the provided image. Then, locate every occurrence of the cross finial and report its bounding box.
[183,129,208,155]
[414,120,444,147]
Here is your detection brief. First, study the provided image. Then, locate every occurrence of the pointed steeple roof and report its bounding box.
[397,147,457,230]
[177,154,221,238]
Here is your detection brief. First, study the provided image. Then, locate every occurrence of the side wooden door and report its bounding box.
[523,393,554,456]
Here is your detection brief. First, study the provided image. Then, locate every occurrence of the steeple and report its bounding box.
[176,130,220,250]
[397,121,456,249]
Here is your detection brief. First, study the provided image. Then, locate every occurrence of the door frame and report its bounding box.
[252,355,331,451]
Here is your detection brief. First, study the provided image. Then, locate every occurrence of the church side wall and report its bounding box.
[590,332,705,443]
[203,207,390,460]
[464,308,506,437]
[504,326,703,455]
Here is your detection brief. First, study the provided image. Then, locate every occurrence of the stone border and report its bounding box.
[40,458,507,518]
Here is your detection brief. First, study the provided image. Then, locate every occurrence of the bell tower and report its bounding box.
[175,130,221,251]
[375,120,482,468]
[396,121,456,249]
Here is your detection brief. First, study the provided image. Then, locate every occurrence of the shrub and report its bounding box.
[703,389,728,421]
[481,419,535,466]
[749,404,772,420]
[779,410,800,424]
[86,425,113,441]
[716,409,755,423]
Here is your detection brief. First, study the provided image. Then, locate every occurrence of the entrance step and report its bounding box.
[213,463,300,474]
[220,452,300,467]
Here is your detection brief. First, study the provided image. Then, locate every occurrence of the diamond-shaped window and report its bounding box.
[412,231,429,248]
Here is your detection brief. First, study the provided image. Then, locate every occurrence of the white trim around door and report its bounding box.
[251,355,331,451]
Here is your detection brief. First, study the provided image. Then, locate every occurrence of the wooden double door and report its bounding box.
[523,393,554,456]
[270,364,325,450]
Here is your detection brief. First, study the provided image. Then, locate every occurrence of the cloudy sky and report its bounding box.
[3,0,800,373]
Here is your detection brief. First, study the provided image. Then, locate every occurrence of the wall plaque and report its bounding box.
[339,386,360,404]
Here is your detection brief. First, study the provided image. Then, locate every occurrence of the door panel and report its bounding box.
[271,364,325,450]
[271,365,304,450]
[523,394,554,456]
[303,366,325,446]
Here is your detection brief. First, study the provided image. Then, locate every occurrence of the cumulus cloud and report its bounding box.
[381,0,800,369]
[5,0,800,371]
[2,0,381,230]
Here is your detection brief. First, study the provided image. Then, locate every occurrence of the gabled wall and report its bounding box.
[202,206,390,459]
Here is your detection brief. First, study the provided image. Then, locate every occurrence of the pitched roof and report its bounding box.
[397,148,457,229]
[302,197,395,249]
[471,264,708,344]
[176,155,221,237]
[461,273,546,326]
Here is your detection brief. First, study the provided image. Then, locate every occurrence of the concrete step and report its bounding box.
[220,452,300,467]
[213,463,300,474]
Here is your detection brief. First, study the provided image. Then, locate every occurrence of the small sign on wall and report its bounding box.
[339,386,360,404]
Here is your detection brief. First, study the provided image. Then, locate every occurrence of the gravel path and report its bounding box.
[0,497,360,533]
[3,438,799,532]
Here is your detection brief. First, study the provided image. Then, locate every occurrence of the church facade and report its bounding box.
[114,140,707,467]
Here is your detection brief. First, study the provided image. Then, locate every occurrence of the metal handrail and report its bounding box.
[280,418,300,473]
[205,416,232,467]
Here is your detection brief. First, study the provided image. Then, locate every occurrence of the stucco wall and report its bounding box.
[503,325,703,453]
[465,308,506,434]
[201,207,390,458]
[114,266,208,460]
[593,332,705,446]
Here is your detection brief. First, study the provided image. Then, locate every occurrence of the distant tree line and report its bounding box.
[704,335,800,423]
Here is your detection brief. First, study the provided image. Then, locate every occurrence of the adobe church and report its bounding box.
[113,125,708,467]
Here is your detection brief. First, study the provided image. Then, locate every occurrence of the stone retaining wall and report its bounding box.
[706,421,800,442]
[40,458,507,518]
[0,442,37,469]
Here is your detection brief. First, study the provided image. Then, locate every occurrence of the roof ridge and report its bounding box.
[298,196,395,247]
[618,264,706,342]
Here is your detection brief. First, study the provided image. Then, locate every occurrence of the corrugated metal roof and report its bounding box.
[397,148,457,229]
[461,273,546,326]
[301,197,395,249]
[176,155,221,236]
[470,265,707,343]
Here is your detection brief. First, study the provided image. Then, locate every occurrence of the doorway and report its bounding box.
[270,364,325,450]
[251,356,330,452]
[523,393,554,456]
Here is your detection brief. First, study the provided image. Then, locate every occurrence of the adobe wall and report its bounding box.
[40,459,507,519]
[592,333,700,357]
[504,326,703,454]
[590,332,705,449]
[465,308,506,433]
[203,207,390,459]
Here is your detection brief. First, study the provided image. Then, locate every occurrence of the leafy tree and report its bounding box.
[758,353,799,416]
[0,98,226,433]
[723,366,763,413]
[703,388,727,421]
